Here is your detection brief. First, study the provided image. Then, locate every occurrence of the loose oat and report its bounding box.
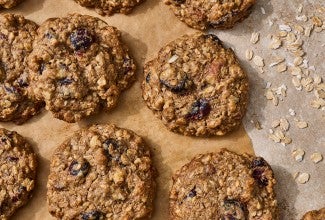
[310,153,323,164]
[296,172,310,184]
[245,49,254,60]
[253,55,265,67]
[296,121,308,129]
[250,32,260,44]
[292,149,305,162]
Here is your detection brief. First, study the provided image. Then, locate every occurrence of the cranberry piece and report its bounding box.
[252,168,269,186]
[251,157,267,168]
[70,28,94,52]
[68,159,90,177]
[81,210,104,220]
[58,78,73,86]
[160,76,190,93]
[186,187,197,198]
[186,99,211,120]
[204,34,221,44]
[222,199,246,220]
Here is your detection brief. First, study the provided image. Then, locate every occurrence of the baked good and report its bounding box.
[169,149,278,219]
[0,14,44,124]
[28,14,136,123]
[164,0,256,30]
[142,33,249,136]
[0,0,24,9]
[0,128,37,219]
[74,0,145,16]
[302,207,325,220]
[47,124,156,219]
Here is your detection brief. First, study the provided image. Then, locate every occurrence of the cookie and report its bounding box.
[164,0,256,30]
[74,0,145,16]
[142,33,249,136]
[0,0,23,9]
[28,14,136,123]
[169,149,278,219]
[302,208,325,220]
[0,128,37,219]
[0,14,44,124]
[47,124,156,219]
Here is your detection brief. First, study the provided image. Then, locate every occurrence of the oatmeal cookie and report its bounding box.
[28,14,136,123]
[0,0,24,9]
[302,207,325,220]
[164,0,256,30]
[47,124,156,220]
[0,14,44,124]
[0,128,37,219]
[74,0,145,16]
[170,149,278,219]
[142,33,249,136]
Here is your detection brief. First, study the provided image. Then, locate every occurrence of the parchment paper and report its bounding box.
[2,0,254,219]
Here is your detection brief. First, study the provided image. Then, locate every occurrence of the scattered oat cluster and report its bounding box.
[248,4,324,185]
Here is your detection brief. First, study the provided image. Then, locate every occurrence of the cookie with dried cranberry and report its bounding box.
[164,0,256,30]
[0,0,24,8]
[0,14,44,124]
[74,0,145,16]
[47,124,156,219]
[169,149,278,219]
[302,207,325,220]
[0,128,37,219]
[142,33,249,136]
[28,14,136,123]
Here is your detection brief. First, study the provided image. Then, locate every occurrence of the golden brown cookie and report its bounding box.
[169,149,278,219]
[164,0,256,30]
[0,128,37,219]
[0,0,24,9]
[0,14,44,124]
[47,124,156,219]
[142,33,249,136]
[28,14,136,123]
[302,207,325,220]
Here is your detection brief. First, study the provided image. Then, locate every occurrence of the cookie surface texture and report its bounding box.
[164,0,256,30]
[47,124,156,220]
[142,33,249,136]
[28,14,136,123]
[0,0,24,9]
[74,0,145,16]
[0,14,44,124]
[0,128,37,219]
[169,149,278,220]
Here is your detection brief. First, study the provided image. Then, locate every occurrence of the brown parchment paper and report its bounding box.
[1,0,254,219]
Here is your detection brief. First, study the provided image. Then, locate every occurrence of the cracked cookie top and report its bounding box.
[28,14,136,123]
[170,149,278,220]
[47,124,156,220]
[142,33,249,136]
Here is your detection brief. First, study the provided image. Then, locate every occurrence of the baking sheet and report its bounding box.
[2,0,254,219]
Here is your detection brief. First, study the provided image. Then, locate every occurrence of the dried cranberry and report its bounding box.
[251,157,267,168]
[186,186,197,199]
[70,28,94,52]
[6,156,19,162]
[81,210,104,220]
[39,63,45,75]
[58,78,73,86]
[252,167,268,186]
[173,0,185,4]
[145,73,151,83]
[0,33,7,40]
[160,75,190,93]
[68,159,90,177]
[4,85,17,94]
[103,138,123,162]
[204,34,221,44]
[17,78,29,88]
[186,99,211,120]
[222,199,246,220]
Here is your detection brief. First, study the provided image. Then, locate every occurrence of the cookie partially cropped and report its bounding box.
[74,0,145,16]
[28,14,136,123]
[164,0,256,30]
[0,0,24,9]
[302,207,325,220]
[47,124,156,219]
[0,14,44,124]
[142,33,249,136]
[0,128,37,219]
[170,149,278,219]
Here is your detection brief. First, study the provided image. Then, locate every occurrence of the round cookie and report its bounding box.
[0,128,37,219]
[0,0,24,9]
[169,149,278,219]
[142,33,249,136]
[28,14,136,123]
[0,14,44,124]
[164,0,256,30]
[74,0,145,16]
[47,124,156,219]
[302,208,325,220]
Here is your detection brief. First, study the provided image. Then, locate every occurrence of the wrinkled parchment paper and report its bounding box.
[2,0,254,219]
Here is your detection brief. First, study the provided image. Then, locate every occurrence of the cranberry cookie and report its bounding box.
[47,124,156,219]
[74,0,145,16]
[28,14,136,123]
[0,14,44,124]
[170,149,278,219]
[142,33,249,136]
[164,0,256,30]
[0,128,37,219]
